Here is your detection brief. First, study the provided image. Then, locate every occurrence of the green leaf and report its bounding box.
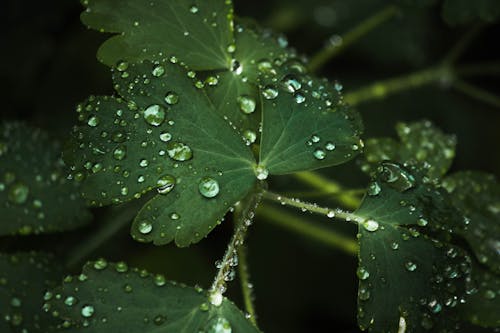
[203,21,298,136]
[443,171,500,274]
[0,122,91,236]
[45,260,260,332]
[361,120,456,179]
[81,0,234,70]
[0,252,63,333]
[460,263,500,327]
[258,67,363,175]
[65,60,256,246]
[442,0,500,25]
[355,162,471,332]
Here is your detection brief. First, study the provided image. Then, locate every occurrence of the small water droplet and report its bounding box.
[138,221,153,234]
[8,182,29,204]
[152,65,165,77]
[357,267,370,280]
[164,92,179,105]
[362,220,379,232]
[367,182,381,196]
[113,146,127,160]
[81,305,95,318]
[166,142,193,161]
[281,75,302,93]
[262,86,278,100]
[313,148,326,160]
[237,95,256,114]
[405,261,417,272]
[157,175,176,194]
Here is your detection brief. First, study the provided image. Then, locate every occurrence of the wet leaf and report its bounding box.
[355,162,471,332]
[361,120,456,179]
[442,0,500,25]
[0,252,63,333]
[460,263,500,328]
[0,122,91,236]
[258,66,363,175]
[443,171,500,274]
[45,260,260,332]
[81,0,234,70]
[64,60,256,246]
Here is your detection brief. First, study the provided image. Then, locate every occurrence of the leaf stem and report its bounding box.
[452,79,500,108]
[308,5,399,73]
[237,244,257,325]
[209,187,263,306]
[293,171,362,209]
[442,24,484,65]
[263,191,364,224]
[258,204,358,255]
[344,66,448,106]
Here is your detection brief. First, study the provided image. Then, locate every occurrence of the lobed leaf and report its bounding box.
[361,120,456,179]
[45,260,260,332]
[258,66,363,175]
[81,0,235,70]
[442,0,500,25]
[0,252,63,333]
[442,171,500,274]
[65,60,256,246]
[0,122,91,236]
[355,162,471,332]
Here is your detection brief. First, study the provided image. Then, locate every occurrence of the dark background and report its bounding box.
[1,0,499,332]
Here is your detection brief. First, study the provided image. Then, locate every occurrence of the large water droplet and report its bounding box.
[152,65,165,77]
[254,164,269,180]
[281,75,302,93]
[356,267,370,280]
[144,105,166,126]
[379,162,416,192]
[367,182,381,196]
[113,146,127,161]
[81,305,95,318]
[313,148,326,160]
[362,220,379,232]
[262,86,278,100]
[207,316,232,333]
[199,177,220,198]
[405,261,417,272]
[157,175,176,194]
[166,142,193,161]
[237,95,256,114]
[138,221,153,234]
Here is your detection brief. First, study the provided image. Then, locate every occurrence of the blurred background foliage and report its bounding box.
[1,0,499,332]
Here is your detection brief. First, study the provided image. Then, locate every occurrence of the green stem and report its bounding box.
[65,199,146,270]
[308,5,399,73]
[258,204,358,255]
[453,79,500,108]
[209,187,263,306]
[237,244,257,325]
[442,24,484,65]
[293,171,362,209]
[344,66,448,106]
[263,191,363,223]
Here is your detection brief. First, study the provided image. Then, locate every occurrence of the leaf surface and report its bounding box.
[361,120,456,179]
[81,0,234,70]
[65,60,256,246]
[355,162,470,332]
[0,122,91,236]
[45,260,260,332]
[0,252,63,333]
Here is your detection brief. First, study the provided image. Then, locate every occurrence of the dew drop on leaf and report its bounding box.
[81,305,95,318]
[164,92,179,105]
[113,146,127,161]
[357,267,370,280]
[325,142,336,151]
[8,182,29,204]
[138,221,153,234]
[152,65,165,77]
[254,165,269,180]
[207,316,232,333]
[262,86,278,100]
[198,177,220,198]
[405,261,417,272]
[166,142,193,161]
[156,174,176,194]
[143,105,166,126]
[242,130,257,145]
[237,95,256,114]
[313,148,326,160]
[281,75,302,93]
[367,182,381,196]
[362,220,379,232]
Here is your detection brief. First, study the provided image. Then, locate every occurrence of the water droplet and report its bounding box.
[167,142,193,161]
[152,65,165,77]
[367,182,381,196]
[281,75,301,93]
[237,95,256,114]
[170,212,180,220]
[157,175,176,194]
[358,287,370,301]
[159,132,172,142]
[139,159,149,167]
[325,142,336,151]
[379,162,416,192]
[116,61,129,72]
[113,146,127,160]
[199,302,210,311]
[417,218,428,227]
[405,261,417,272]
[164,92,179,105]
[356,267,370,280]
[189,5,199,13]
[138,221,153,234]
[362,220,379,232]
[209,291,223,306]
[198,177,220,198]
[8,182,29,204]
[64,296,77,307]
[294,93,306,104]
[243,130,257,145]
[154,274,166,287]
[93,258,108,270]
[87,116,99,127]
[262,86,278,100]
[254,164,269,180]
[154,314,166,325]
[143,105,166,126]
[313,148,326,160]
[207,316,232,333]
[81,305,95,318]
